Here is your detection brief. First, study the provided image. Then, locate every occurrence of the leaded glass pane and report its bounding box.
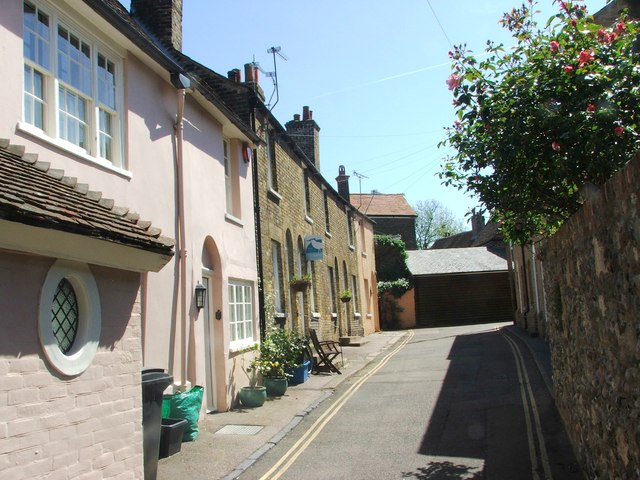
[51,278,78,354]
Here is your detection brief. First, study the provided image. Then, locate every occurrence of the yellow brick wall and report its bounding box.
[255,118,363,341]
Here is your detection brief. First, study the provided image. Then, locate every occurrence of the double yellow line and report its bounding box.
[501,330,553,480]
[259,330,414,480]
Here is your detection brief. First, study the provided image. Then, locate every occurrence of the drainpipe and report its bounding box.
[520,244,530,330]
[172,73,191,386]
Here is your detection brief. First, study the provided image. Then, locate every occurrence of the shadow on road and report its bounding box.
[402,461,485,479]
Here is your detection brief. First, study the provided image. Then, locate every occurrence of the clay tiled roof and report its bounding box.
[431,221,503,249]
[0,139,175,256]
[351,194,417,217]
[407,247,507,276]
[430,231,474,249]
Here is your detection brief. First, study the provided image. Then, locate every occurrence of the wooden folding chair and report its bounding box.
[309,329,342,374]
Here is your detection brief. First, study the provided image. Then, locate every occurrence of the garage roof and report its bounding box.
[407,247,507,276]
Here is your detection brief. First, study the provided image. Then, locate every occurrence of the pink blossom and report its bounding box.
[578,49,595,68]
[586,103,596,112]
[552,141,561,151]
[550,40,560,52]
[597,29,613,44]
[454,120,461,129]
[564,65,574,74]
[446,74,461,91]
[614,126,624,136]
[616,22,626,33]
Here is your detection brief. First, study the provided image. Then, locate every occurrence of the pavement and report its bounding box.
[156,325,554,480]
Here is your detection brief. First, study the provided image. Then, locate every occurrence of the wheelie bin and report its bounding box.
[141,368,172,480]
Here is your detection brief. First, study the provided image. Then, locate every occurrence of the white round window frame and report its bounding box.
[38,260,101,376]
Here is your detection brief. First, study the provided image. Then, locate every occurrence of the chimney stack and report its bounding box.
[471,212,485,238]
[336,165,350,202]
[285,106,321,169]
[130,0,183,51]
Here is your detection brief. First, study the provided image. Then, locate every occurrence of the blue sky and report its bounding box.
[124,0,604,224]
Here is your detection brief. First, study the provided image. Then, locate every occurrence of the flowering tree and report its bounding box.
[441,0,640,243]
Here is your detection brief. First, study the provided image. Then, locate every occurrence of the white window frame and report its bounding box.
[271,240,284,314]
[266,131,279,194]
[228,280,255,350]
[223,138,234,215]
[21,0,125,169]
[38,260,101,376]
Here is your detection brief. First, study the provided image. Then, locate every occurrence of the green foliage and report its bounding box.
[251,324,308,379]
[377,279,412,298]
[374,235,412,298]
[441,0,640,244]
[414,199,465,248]
[375,235,410,281]
[339,289,352,300]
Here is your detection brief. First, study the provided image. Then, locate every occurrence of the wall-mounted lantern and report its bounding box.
[194,282,207,310]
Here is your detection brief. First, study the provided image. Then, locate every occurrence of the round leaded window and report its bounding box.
[52,278,79,354]
[39,260,101,376]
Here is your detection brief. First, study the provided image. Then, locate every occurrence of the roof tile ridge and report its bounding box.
[0,138,175,253]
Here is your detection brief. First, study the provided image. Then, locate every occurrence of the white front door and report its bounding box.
[202,275,217,412]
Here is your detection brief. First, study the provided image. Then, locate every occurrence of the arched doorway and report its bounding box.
[201,237,222,412]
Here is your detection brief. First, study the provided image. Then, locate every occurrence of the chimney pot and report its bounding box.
[244,63,259,84]
[303,106,310,121]
[228,68,241,82]
[336,165,350,202]
[293,114,301,121]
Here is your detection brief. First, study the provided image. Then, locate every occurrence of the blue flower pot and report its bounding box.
[287,360,312,385]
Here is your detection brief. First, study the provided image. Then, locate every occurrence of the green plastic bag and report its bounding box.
[165,386,204,442]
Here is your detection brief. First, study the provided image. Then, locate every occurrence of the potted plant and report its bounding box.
[289,274,312,292]
[257,324,308,396]
[339,289,352,303]
[238,346,267,408]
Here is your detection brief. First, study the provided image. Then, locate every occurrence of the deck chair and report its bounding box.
[309,329,342,374]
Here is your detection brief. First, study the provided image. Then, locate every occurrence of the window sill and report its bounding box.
[325,231,332,239]
[354,312,361,319]
[17,122,131,179]
[361,251,368,258]
[366,313,373,319]
[225,213,244,227]
[311,312,321,319]
[229,340,259,354]
[349,245,356,252]
[267,188,282,204]
[305,215,314,225]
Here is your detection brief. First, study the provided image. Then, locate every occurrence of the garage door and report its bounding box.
[415,272,513,327]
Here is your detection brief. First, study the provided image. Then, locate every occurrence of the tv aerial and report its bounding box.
[257,46,288,112]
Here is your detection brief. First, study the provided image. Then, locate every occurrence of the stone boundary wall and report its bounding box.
[542,153,640,479]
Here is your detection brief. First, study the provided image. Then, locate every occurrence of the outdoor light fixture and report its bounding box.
[194,282,207,310]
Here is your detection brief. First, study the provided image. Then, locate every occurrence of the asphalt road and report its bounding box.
[239,323,583,480]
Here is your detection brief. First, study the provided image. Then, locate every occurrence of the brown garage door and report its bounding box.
[415,272,513,327]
